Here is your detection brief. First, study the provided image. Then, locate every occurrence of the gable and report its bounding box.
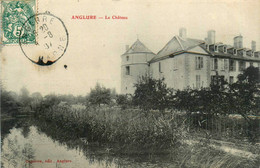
[155,37,183,59]
[123,39,155,55]
[187,46,208,55]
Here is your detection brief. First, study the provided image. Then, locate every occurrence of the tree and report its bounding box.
[88,83,112,106]
[229,66,260,141]
[1,89,20,115]
[230,66,260,117]
[133,75,172,112]
[19,87,31,107]
[31,92,43,111]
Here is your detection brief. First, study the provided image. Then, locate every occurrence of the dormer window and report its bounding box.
[233,49,237,55]
[246,50,252,57]
[224,46,227,53]
[214,45,218,52]
[209,44,215,52]
[126,56,129,61]
[243,50,246,57]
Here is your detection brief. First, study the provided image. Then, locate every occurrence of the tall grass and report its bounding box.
[33,103,260,167]
[35,103,187,153]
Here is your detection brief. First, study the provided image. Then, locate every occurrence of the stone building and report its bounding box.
[121,28,260,94]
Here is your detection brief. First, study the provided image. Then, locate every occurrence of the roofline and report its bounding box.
[121,62,149,66]
[156,36,181,56]
[122,39,156,55]
[149,50,186,63]
[149,50,260,63]
[121,52,155,56]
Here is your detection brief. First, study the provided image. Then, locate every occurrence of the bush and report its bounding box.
[88,83,112,106]
[133,75,173,112]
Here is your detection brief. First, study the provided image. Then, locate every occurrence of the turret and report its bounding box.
[121,39,155,94]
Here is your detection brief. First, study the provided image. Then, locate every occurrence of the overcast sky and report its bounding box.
[1,0,260,96]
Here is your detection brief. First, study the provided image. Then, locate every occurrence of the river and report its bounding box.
[1,118,179,168]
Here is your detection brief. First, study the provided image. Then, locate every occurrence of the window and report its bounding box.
[196,75,201,89]
[234,49,237,55]
[229,60,236,71]
[220,59,224,70]
[224,46,227,53]
[195,57,203,69]
[126,56,129,61]
[224,59,228,70]
[250,62,253,67]
[229,76,234,84]
[211,58,218,70]
[239,61,245,71]
[126,66,130,75]
[159,62,162,73]
[214,45,218,52]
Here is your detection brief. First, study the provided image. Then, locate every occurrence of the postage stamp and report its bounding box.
[1,0,36,44]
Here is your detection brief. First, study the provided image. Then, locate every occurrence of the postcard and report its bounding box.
[1,0,260,167]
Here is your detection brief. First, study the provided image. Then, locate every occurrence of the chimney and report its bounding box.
[207,30,215,44]
[125,45,129,51]
[179,28,187,39]
[234,35,243,48]
[204,38,208,43]
[251,41,256,51]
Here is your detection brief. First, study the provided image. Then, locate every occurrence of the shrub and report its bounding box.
[88,83,112,106]
[132,75,173,112]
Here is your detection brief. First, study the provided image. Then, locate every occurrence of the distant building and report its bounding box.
[121,28,260,94]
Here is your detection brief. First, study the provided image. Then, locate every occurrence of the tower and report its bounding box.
[121,39,155,94]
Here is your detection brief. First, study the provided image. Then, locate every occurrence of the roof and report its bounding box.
[149,35,260,63]
[122,39,155,55]
[150,36,205,62]
[200,45,260,62]
[122,36,260,63]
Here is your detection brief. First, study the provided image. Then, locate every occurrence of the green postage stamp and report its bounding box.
[1,0,36,44]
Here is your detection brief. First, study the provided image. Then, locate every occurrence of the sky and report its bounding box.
[1,0,260,96]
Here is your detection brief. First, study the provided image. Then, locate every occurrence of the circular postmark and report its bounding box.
[19,12,69,66]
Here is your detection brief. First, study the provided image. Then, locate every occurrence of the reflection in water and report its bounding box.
[2,128,35,168]
[1,119,177,168]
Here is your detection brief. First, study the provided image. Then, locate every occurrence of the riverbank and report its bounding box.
[35,104,186,152]
[30,103,260,167]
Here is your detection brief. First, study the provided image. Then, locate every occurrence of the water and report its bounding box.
[1,118,178,168]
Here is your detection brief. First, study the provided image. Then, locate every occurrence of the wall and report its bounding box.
[150,54,186,90]
[185,53,211,89]
[121,53,154,94]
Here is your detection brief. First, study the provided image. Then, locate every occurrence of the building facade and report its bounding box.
[121,28,260,94]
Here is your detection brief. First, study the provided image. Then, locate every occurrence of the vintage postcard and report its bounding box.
[1,0,260,167]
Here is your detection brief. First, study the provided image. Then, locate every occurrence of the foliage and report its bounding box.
[228,66,260,141]
[133,75,172,112]
[116,94,132,109]
[230,66,260,117]
[34,103,187,152]
[129,67,260,142]
[19,87,31,107]
[88,83,112,106]
[1,89,20,116]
